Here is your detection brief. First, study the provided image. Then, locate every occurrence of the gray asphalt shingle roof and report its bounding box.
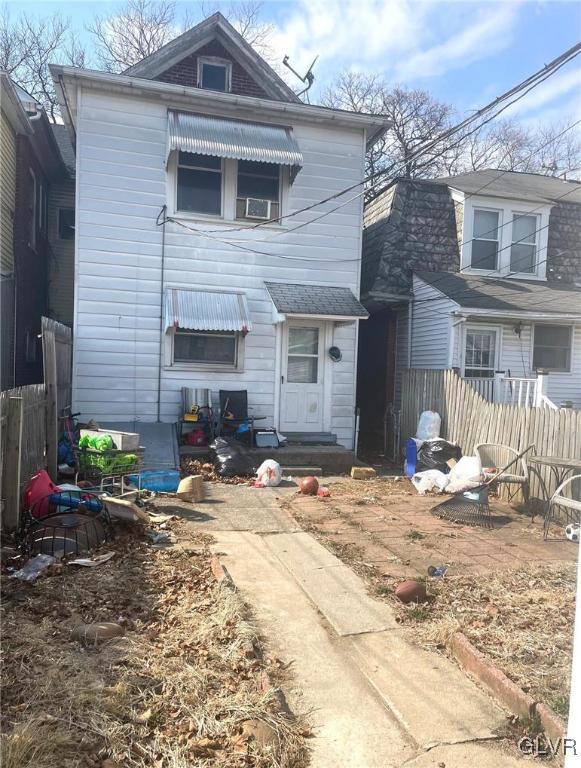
[265,282,368,318]
[436,169,581,205]
[415,270,581,315]
[50,123,75,175]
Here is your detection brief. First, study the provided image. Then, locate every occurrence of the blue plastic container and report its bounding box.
[404,439,417,477]
[127,470,180,493]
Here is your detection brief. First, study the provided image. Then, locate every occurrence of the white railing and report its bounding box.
[464,372,560,409]
[499,376,538,407]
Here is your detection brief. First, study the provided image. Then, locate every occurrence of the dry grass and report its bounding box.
[1,521,309,768]
[379,563,576,716]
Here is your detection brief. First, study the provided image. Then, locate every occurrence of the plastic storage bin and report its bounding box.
[127,470,180,493]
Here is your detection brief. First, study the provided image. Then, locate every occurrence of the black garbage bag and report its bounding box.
[210,437,255,478]
[416,439,462,473]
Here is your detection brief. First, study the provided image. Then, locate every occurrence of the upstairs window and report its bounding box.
[198,57,231,92]
[236,161,281,221]
[533,324,572,372]
[471,209,499,270]
[510,214,537,274]
[176,152,222,215]
[463,198,548,279]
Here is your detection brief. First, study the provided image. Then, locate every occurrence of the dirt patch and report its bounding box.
[1,518,308,768]
[282,477,576,719]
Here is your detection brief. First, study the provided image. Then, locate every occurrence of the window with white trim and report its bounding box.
[463,329,498,379]
[236,161,280,221]
[198,57,232,92]
[463,197,548,280]
[176,152,223,215]
[173,329,238,366]
[533,324,572,372]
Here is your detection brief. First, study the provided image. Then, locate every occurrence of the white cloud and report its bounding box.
[393,3,519,80]
[500,66,581,119]
[268,0,520,90]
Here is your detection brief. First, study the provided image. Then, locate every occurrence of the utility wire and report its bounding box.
[162,42,581,237]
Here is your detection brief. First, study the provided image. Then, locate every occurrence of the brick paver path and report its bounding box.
[285,478,576,579]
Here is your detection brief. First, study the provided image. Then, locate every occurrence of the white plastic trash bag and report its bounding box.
[411,470,449,495]
[255,460,282,487]
[416,411,441,441]
[446,456,483,494]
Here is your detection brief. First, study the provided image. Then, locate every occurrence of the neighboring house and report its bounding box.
[50,13,386,447]
[0,73,73,389]
[359,170,581,446]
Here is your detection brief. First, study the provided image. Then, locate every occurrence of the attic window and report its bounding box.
[198,57,231,92]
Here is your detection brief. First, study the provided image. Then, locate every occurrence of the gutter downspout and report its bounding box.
[448,316,466,369]
[156,206,167,423]
[407,300,413,368]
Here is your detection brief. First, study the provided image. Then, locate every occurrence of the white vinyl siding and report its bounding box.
[73,89,365,447]
[410,275,455,368]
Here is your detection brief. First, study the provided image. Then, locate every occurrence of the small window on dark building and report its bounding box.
[58,208,75,240]
[198,57,231,92]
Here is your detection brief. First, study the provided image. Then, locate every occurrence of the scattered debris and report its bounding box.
[102,496,149,523]
[10,554,55,582]
[350,466,377,480]
[254,460,283,488]
[299,476,319,495]
[427,565,448,578]
[67,552,116,568]
[176,474,205,501]
[72,621,125,646]
[394,580,427,604]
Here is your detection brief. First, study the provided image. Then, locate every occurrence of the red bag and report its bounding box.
[186,429,207,447]
[22,470,61,518]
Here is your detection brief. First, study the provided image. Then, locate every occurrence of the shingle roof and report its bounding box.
[265,282,368,318]
[50,123,75,176]
[436,169,581,205]
[415,270,581,316]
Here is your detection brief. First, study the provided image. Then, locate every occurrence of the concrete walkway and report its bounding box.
[180,483,525,767]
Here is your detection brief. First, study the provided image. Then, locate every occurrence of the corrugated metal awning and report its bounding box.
[168,110,303,175]
[165,288,252,333]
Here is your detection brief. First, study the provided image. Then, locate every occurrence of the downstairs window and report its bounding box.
[533,325,572,372]
[173,329,238,366]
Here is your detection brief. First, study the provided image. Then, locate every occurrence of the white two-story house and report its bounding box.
[51,13,387,448]
[359,170,581,446]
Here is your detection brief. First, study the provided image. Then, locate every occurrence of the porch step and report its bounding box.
[281,466,323,477]
[284,432,338,446]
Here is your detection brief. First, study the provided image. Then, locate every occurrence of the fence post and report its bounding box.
[2,396,23,531]
[534,370,549,407]
[44,330,58,481]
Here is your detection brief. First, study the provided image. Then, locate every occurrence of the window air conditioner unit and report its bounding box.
[245,198,271,220]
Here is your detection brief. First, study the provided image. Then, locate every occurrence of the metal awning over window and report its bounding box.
[168,110,303,178]
[165,288,252,333]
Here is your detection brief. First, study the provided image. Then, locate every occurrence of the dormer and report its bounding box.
[123,12,299,103]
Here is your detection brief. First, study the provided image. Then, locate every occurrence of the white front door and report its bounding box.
[280,322,324,432]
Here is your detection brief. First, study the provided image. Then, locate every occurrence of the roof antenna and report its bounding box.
[282,54,318,102]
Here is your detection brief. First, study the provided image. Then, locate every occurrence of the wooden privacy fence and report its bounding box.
[401,368,581,504]
[0,385,47,529]
[0,317,72,530]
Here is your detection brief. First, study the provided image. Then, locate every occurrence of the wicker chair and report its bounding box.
[544,474,581,540]
[475,443,530,506]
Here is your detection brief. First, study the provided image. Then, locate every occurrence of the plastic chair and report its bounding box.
[475,443,530,506]
[544,474,581,540]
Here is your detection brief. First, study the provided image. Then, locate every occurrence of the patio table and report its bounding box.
[528,456,581,515]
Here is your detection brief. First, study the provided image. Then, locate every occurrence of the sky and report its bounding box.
[6,0,581,126]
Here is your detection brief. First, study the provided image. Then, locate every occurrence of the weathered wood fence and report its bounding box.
[401,368,581,504]
[0,317,72,529]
